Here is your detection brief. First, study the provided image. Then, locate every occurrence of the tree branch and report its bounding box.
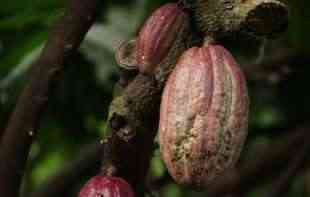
[0,0,101,196]
[265,138,310,197]
[243,49,310,83]
[204,126,310,196]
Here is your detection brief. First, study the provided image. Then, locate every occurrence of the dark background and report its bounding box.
[0,0,309,196]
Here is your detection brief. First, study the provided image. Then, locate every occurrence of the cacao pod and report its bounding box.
[159,44,249,189]
[136,3,190,75]
[79,176,134,197]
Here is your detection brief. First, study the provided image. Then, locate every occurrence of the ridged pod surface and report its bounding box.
[159,44,249,189]
[136,3,190,75]
[79,176,134,197]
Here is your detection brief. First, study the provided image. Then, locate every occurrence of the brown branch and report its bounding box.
[0,0,101,196]
[204,126,310,196]
[265,139,310,197]
[243,48,310,83]
[29,143,104,197]
[0,111,8,141]
[305,167,310,196]
[101,75,166,195]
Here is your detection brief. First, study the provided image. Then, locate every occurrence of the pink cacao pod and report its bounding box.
[136,3,190,74]
[79,176,134,197]
[159,44,249,189]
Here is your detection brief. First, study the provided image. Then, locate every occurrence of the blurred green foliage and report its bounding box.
[1,0,310,196]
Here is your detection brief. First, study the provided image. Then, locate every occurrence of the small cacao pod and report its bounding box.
[136,3,190,75]
[159,44,249,189]
[79,176,134,197]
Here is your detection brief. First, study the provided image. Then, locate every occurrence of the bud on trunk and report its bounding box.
[79,176,134,197]
[136,3,190,75]
[159,44,249,189]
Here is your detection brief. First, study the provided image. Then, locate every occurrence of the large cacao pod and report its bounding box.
[159,44,249,189]
[136,3,190,75]
[79,176,134,197]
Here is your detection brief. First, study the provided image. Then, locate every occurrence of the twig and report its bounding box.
[265,138,310,197]
[305,168,310,196]
[204,126,310,196]
[29,143,104,197]
[0,0,101,196]
[243,49,310,83]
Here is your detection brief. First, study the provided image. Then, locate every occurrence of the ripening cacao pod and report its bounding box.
[159,44,249,189]
[136,3,190,75]
[79,176,134,197]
